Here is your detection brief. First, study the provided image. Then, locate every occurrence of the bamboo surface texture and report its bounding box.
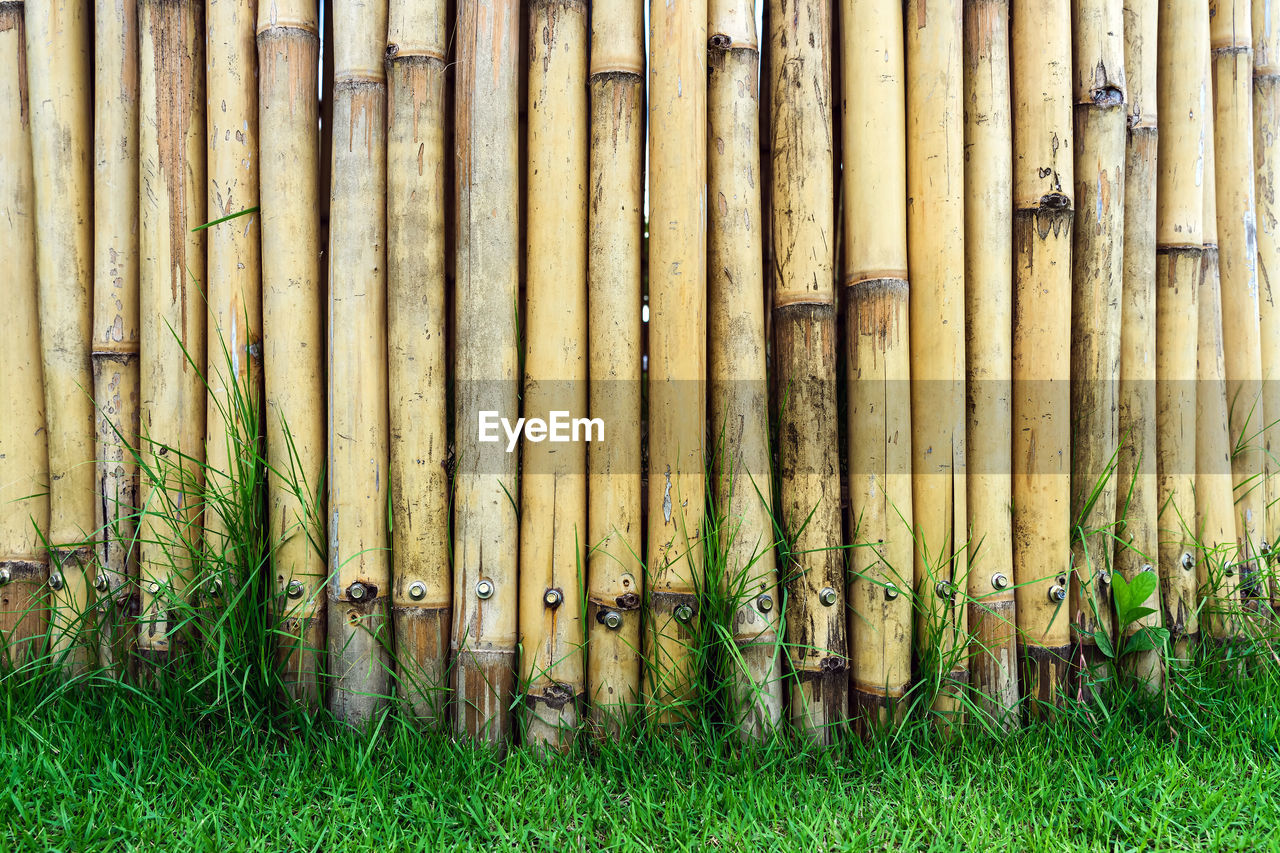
[1255,0,1280,599]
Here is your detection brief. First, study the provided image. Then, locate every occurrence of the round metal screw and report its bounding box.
[147,582,161,595]
[603,610,623,629]
[48,572,64,592]
[884,583,900,601]
[1098,571,1111,585]
[1181,552,1195,572]
[287,579,305,599]
[408,581,426,601]
[1225,563,1237,577]
[1140,563,1154,573]
[818,587,838,607]
[991,573,1009,591]
[207,577,223,597]
[755,593,773,613]
[1048,584,1066,602]
[348,582,367,602]
[543,588,563,609]
[0,567,10,585]
[935,581,955,601]
[94,574,109,592]
[674,604,694,623]
[476,579,494,600]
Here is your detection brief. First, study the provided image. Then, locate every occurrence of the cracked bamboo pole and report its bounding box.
[258,0,325,706]
[520,0,589,750]
[206,0,263,580]
[586,0,644,735]
[907,0,967,724]
[769,0,846,742]
[1115,0,1165,690]
[708,0,783,740]
[1155,0,1206,660]
[25,0,97,672]
[1012,0,1073,710]
[1069,0,1125,688]
[453,0,520,745]
[327,0,391,725]
[647,0,706,725]
[962,0,1018,726]
[93,0,141,674]
[844,0,914,728]
[0,3,49,664]
[386,0,451,724]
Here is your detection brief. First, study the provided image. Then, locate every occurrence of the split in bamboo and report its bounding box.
[258,0,327,706]
[1011,0,1074,710]
[453,0,521,745]
[769,0,846,742]
[585,0,644,736]
[327,0,391,725]
[843,0,915,729]
[962,0,1018,727]
[708,0,783,740]
[0,3,50,665]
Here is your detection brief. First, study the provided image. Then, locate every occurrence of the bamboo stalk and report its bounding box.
[1255,0,1280,601]
[0,3,50,664]
[1155,0,1207,660]
[769,0,846,742]
[647,0,707,725]
[962,0,1018,726]
[907,0,967,723]
[327,0,391,725]
[1115,0,1165,690]
[453,0,521,745]
[93,0,141,674]
[1011,0,1074,709]
[843,0,915,728]
[586,0,644,736]
[708,0,783,740]
[258,0,326,706]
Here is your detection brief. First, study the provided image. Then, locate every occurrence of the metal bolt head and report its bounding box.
[674,604,694,623]
[755,593,773,613]
[0,567,10,585]
[207,577,223,597]
[408,581,426,601]
[1098,571,1111,586]
[543,588,563,609]
[935,581,954,601]
[1181,552,1195,571]
[1140,563,1154,573]
[147,581,161,595]
[1225,563,1236,577]
[991,573,1009,591]
[884,583,899,601]
[603,610,623,629]
[348,582,367,601]
[476,579,494,600]
[48,572,64,592]
[1048,584,1067,602]
[818,587,838,607]
[287,579,305,599]
[94,574,109,592]
[1263,540,1272,556]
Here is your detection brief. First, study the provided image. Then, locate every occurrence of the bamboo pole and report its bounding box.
[1155,0,1207,659]
[647,0,707,724]
[769,0,846,742]
[843,0,915,728]
[0,3,49,664]
[453,0,520,745]
[962,0,1018,726]
[26,0,98,671]
[1115,0,1165,690]
[258,0,326,706]
[907,0,967,722]
[93,0,141,674]
[708,0,783,740]
[586,0,644,735]
[386,0,450,724]
[1210,0,1266,594]
[327,0,391,725]
[1069,0,1125,688]
[1011,0,1074,709]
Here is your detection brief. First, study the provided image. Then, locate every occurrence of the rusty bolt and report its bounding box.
[991,573,1009,591]
[884,583,900,601]
[818,587,837,607]
[1048,584,1066,602]
[544,588,563,609]
[348,582,368,602]
[408,581,426,601]
[603,610,623,629]
[94,574,109,592]
[1181,552,1195,572]
[48,572,64,592]
[674,604,694,623]
[476,579,494,600]
[287,579,305,599]
[755,593,773,613]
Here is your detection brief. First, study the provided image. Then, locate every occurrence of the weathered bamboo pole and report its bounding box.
[907,0,968,722]
[453,0,520,744]
[647,0,706,724]
[328,0,391,724]
[1210,0,1266,592]
[962,0,1018,725]
[1069,0,1125,687]
[138,0,206,668]
[769,0,846,742]
[0,3,50,664]
[1155,0,1207,660]
[93,0,141,673]
[1115,0,1165,690]
[386,0,450,724]
[1255,0,1280,600]
[586,0,644,735]
[25,0,96,670]
[843,0,915,728]
[258,0,326,706]
[1011,0,1074,709]
[708,0,783,740]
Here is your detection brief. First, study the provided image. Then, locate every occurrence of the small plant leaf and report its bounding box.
[1094,627,1115,659]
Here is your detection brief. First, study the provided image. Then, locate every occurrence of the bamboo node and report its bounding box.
[1091,85,1124,107]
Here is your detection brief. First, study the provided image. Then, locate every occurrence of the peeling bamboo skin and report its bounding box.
[453,0,520,745]
[906,0,968,721]
[647,0,706,724]
[586,0,644,735]
[257,0,326,707]
[25,0,97,668]
[1115,0,1164,690]
[770,0,846,742]
[327,0,390,725]
[843,0,914,727]
[387,0,450,725]
[708,5,783,740]
[962,0,1018,725]
[1011,0,1074,709]
[0,4,50,663]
